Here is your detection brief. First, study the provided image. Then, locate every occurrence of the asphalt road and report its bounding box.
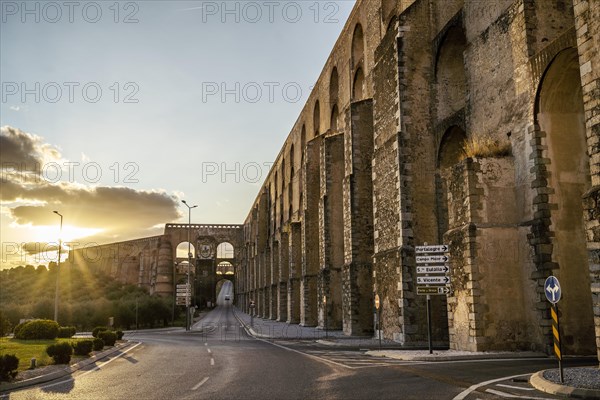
[2,282,595,399]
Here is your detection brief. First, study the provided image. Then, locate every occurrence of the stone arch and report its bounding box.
[289,144,295,220]
[437,126,467,169]
[434,24,467,121]
[329,67,339,105]
[216,242,234,259]
[353,68,365,101]
[176,241,195,259]
[436,126,467,241]
[313,100,321,136]
[534,47,593,354]
[330,104,339,132]
[216,261,234,275]
[351,23,364,69]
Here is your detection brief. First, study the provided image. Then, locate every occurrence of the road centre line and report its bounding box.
[207,348,211,353]
[191,377,209,390]
[210,358,215,366]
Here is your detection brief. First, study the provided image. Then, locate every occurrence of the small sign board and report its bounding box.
[417,255,449,264]
[417,286,450,295]
[544,276,562,304]
[417,265,449,274]
[416,245,448,254]
[176,298,190,306]
[177,284,190,289]
[417,276,450,285]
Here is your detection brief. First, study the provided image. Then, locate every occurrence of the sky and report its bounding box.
[0,0,356,269]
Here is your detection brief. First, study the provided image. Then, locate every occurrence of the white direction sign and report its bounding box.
[416,255,449,264]
[417,265,449,274]
[416,245,449,254]
[417,276,450,285]
[177,284,190,289]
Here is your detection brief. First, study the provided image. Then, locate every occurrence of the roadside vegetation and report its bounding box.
[0,263,180,335]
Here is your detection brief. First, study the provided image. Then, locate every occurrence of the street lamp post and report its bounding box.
[53,211,63,322]
[182,200,197,331]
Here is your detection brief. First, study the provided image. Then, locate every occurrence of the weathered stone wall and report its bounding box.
[233,0,599,356]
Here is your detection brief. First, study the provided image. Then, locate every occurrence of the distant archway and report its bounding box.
[176,242,195,259]
[216,242,234,259]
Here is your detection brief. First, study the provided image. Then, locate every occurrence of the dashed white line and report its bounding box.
[191,377,209,390]
[210,358,215,365]
[207,348,211,353]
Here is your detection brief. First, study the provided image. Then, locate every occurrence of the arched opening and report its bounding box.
[329,67,339,106]
[436,126,467,241]
[330,105,339,132]
[438,126,467,169]
[216,242,234,259]
[353,68,365,101]
[216,279,234,305]
[535,48,593,354]
[351,23,364,69]
[176,242,196,259]
[435,25,467,121]
[313,100,321,136]
[216,261,234,275]
[289,144,295,221]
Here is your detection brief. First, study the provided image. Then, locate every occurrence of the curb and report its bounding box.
[366,350,547,362]
[0,341,138,393]
[530,370,600,399]
[231,308,268,339]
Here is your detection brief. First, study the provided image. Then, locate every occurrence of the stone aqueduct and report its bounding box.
[70,0,600,359]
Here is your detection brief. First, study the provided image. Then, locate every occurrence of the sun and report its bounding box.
[27,224,104,244]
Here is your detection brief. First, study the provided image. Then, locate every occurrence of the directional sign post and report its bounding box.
[545,276,564,383]
[416,243,450,354]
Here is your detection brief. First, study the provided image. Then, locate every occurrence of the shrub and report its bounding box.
[98,330,117,346]
[92,326,108,338]
[13,321,27,337]
[0,354,19,381]
[46,342,73,364]
[115,330,124,340]
[15,319,59,340]
[58,326,76,338]
[92,338,104,351]
[72,340,93,356]
[464,134,511,159]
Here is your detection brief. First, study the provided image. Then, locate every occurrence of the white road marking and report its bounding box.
[7,342,143,393]
[210,358,215,365]
[452,374,531,400]
[207,348,211,353]
[204,342,208,346]
[191,377,209,390]
[485,388,554,399]
[497,384,535,391]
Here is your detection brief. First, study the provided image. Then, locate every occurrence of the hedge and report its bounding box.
[15,320,59,340]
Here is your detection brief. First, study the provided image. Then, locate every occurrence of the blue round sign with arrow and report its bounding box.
[544,276,561,304]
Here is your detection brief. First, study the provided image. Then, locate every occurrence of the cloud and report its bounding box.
[0,126,61,166]
[1,126,183,245]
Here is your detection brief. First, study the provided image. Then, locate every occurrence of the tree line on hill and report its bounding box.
[0,263,181,335]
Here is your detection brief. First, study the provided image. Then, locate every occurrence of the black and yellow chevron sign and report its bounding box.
[551,305,561,360]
